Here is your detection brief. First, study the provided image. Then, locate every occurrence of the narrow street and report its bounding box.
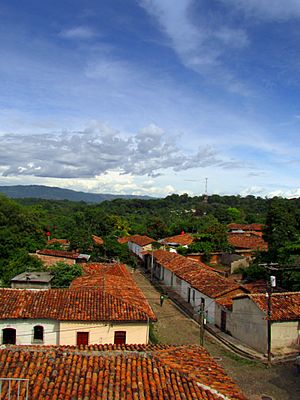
[131,268,300,400]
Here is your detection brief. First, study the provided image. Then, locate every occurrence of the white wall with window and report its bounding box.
[0,319,59,345]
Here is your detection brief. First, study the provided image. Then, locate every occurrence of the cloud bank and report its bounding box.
[0,123,228,179]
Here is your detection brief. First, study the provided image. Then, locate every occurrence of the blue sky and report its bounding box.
[0,0,300,198]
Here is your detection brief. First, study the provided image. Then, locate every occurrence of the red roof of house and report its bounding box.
[236,292,300,321]
[0,345,246,400]
[47,238,70,245]
[216,289,248,309]
[71,263,156,321]
[153,250,242,299]
[92,234,104,245]
[126,234,155,246]
[117,236,131,244]
[228,223,265,232]
[0,288,154,322]
[228,233,268,251]
[36,249,80,259]
[161,233,194,246]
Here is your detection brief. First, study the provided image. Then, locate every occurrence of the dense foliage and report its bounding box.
[0,192,299,290]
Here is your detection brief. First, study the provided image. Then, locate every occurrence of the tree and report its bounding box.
[48,262,82,288]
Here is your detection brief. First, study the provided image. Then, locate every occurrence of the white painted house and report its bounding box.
[150,250,245,324]
[0,287,156,346]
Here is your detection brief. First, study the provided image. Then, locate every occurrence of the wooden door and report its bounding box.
[221,310,227,332]
[76,332,89,346]
[114,331,126,345]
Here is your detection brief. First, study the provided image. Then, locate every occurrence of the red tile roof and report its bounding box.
[117,236,131,244]
[71,263,156,321]
[36,249,80,259]
[236,292,300,321]
[216,289,247,309]
[228,223,265,232]
[0,345,246,400]
[124,234,155,246]
[0,288,155,322]
[91,234,104,245]
[47,238,70,245]
[228,233,268,251]
[153,250,242,299]
[161,233,194,246]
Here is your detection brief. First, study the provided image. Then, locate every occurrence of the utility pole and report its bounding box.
[199,302,205,347]
[266,274,276,366]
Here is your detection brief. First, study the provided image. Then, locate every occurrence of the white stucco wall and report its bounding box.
[271,321,299,352]
[0,319,59,345]
[228,298,267,353]
[59,321,149,345]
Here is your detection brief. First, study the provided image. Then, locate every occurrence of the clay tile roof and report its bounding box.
[153,250,241,298]
[36,249,80,259]
[92,234,104,245]
[0,287,155,322]
[228,233,268,251]
[228,223,265,231]
[161,233,194,246]
[119,234,155,246]
[71,263,156,321]
[236,292,300,321]
[0,345,246,400]
[47,238,70,245]
[216,289,247,309]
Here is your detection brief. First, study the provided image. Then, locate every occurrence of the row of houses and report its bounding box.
[0,263,156,347]
[142,249,300,355]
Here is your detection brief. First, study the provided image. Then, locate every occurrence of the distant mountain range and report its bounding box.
[0,185,153,203]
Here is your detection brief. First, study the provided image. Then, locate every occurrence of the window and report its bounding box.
[201,297,205,306]
[192,290,195,302]
[33,325,44,342]
[2,328,16,345]
[77,332,89,346]
[114,331,126,345]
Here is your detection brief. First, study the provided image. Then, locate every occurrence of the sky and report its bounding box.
[0,0,300,198]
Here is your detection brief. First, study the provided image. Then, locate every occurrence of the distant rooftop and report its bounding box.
[11,272,53,283]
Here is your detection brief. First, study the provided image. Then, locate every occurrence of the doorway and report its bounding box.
[76,332,89,346]
[2,328,16,344]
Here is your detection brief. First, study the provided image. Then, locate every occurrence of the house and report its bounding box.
[147,249,246,324]
[228,223,265,237]
[0,263,156,346]
[119,234,156,259]
[34,249,90,267]
[0,344,246,400]
[228,232,268,258]
[217,292,300,355]
[160,232,194,248]
[92,234,104,245]
[10,271,53,289]
[46,238,70,249]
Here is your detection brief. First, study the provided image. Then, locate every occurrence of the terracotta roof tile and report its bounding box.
[241,292,300,321]
[121,235,155,246]
[153,250,241,298]
[92,235,104,245]
[36,249,80,259]
[47,238,70,245]
[161,233,194,246]
[0,288,155,322]
[71,263,156,321]
[228,233,268,251]
[228,224,265,232]
[0,345,246,400]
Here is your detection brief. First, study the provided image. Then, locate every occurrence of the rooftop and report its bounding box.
[228,233,268,251]
[161,233,194,246]
[153,250,243,299]
[236,292,300,321]
[120,235,155,246]
[0,344,246,400]
[92,234,104,245]
[36,249,80,259]
[11,272,53,283]
[0,287,155,322]
[228,223,265,232]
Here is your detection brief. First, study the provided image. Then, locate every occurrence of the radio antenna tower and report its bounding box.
[203,177,208,203]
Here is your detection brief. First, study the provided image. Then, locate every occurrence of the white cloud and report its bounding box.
[59,26,97,40]
[221,0,300,21]
[0,122,229,179]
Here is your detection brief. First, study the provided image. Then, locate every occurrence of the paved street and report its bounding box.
[131,267,300,400]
